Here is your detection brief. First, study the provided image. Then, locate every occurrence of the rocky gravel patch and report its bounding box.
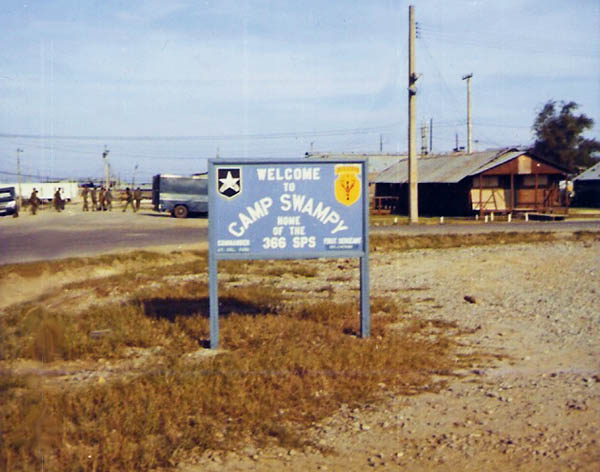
[180,238,600,471]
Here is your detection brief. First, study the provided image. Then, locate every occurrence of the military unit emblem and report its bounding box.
[217,167,241,199]
[334,164,361,206]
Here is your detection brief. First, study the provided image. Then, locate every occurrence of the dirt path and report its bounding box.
[180,239,600,471]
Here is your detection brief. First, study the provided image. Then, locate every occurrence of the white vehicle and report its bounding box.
[7,181,79,202]
[0,187,18,216]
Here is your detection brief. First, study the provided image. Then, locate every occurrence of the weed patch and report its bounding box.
[0,249,482,471]
[369,231,600,252]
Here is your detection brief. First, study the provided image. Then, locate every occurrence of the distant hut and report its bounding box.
[374,148,570,216]
[573,161,600,207]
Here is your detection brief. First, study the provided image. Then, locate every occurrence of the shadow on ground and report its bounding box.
[141,297,272,322]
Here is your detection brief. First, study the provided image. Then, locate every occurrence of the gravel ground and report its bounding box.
[182,237,600,471]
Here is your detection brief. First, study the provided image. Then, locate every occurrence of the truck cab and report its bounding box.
[0,187,18,217]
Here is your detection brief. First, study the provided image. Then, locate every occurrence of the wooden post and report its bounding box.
[534,172,539,211]
[478,175,483,218]
[510,172,514,213]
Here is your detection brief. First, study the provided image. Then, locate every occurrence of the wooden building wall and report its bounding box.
[573,181,600,207]
[374,153,568,216]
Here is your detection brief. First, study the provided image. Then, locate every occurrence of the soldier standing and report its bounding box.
[91,186,98,211]
[98,186,106,211]
[105,187,113,211]
[82,186,89,211]
[29,188,39,215]
[122,187,134,212]
[133,187,142,212]
[54,188,63,212]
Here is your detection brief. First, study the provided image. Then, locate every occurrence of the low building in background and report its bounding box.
[573,162,600,208]
[373,148,570,216]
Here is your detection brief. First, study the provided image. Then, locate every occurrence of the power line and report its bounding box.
[417,25,594,58]
[0,123,401,142]
[0,169,71,180]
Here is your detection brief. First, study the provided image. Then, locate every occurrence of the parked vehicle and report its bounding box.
[0,186,18,217]
[152,174,208,218]
[4,181,79,202]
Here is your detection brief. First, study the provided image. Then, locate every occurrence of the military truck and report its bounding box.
[152,174,208,218]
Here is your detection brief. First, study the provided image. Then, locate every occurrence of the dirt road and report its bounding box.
[1,203,598,265]
[0,205,208,264]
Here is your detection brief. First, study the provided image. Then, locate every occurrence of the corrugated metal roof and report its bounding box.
[573,162,600,181]
[306,153,406,175]
[374,149,521,184]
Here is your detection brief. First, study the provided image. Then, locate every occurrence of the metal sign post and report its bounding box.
[208,159,369,349]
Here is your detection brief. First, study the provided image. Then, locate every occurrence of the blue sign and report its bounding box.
[207,158,369,349]
[209,159,367,259]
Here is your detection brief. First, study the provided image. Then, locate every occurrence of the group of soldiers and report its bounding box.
[28,188,67,214]
[28,186,143,215]
[81,186,142,212]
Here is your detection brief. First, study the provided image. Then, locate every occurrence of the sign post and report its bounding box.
[208,159,369,349]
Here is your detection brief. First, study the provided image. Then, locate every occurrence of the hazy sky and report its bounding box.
[1,0,598,183]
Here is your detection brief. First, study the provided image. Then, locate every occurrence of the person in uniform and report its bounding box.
[105,186,113,211]
[54,188,62,212]
[133,187,142,212]
[29,188,39,215]
[98,186,106,211]
[91,186,98,211]
[122,187,134,212]
[81,186,89,211]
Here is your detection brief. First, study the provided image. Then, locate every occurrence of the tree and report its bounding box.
[532,100,600,171]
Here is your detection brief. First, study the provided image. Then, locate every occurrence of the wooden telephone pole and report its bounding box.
[462,73,473,154]
[102,146,110,188]
[408,5,418,223]
[16,148,23,208]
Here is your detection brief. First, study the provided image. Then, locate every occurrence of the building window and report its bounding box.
[473,176,499,188]
[522,175,548,187]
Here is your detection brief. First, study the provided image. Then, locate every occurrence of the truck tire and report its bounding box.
[173,205,189,219]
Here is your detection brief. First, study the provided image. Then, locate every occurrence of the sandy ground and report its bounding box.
[2,209,599,471]
[178,238,600,471]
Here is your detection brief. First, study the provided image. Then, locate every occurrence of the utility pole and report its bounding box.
[379,134,383,153]
[408,5,419,223]
[462,73,473,154]
[420,122,428,157]
[16,148,23,208]
[102,146,110,188]
[132,164,138,187]
[429,118,433,153]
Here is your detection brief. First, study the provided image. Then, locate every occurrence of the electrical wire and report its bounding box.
[417,24,595,59]
[0,122,401,142]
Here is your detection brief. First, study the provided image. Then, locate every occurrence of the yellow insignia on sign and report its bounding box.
[334,165,361,206]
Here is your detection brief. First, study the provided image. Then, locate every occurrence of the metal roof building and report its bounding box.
[373,148,570,216]
[374,149,523,184]
[573,161,600,207]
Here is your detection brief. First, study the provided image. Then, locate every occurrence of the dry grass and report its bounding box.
[370,230,600,252]
[0,250,179,280]
[10,228,589,470]
[0,246,481,471]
